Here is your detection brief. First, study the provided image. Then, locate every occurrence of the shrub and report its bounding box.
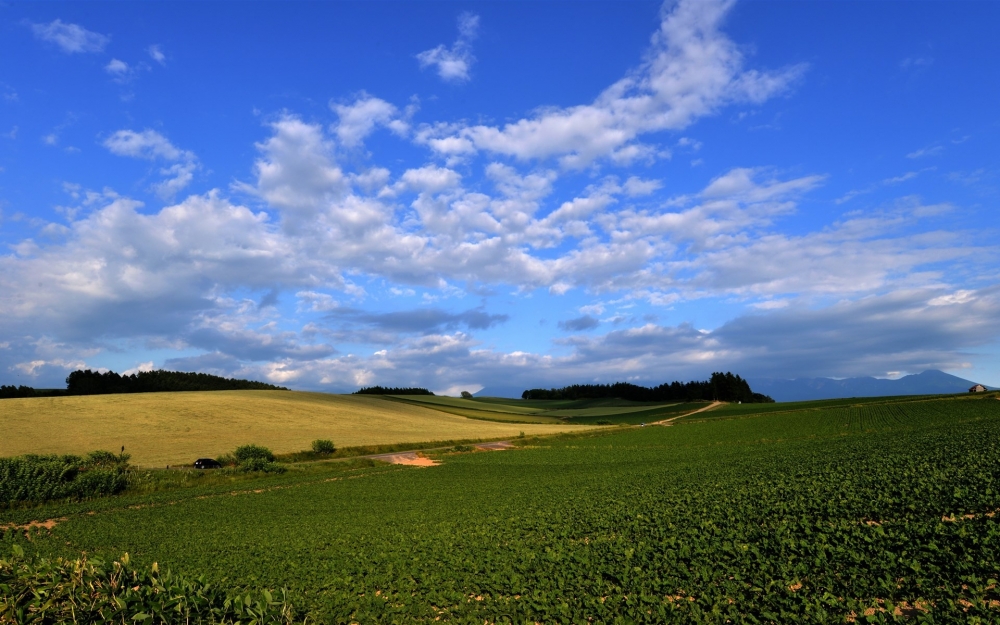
[215,452,236,466]
[85,449,130,467]
[452,445,474,452]
[311,439,336,455]
[233,444,275,463]
[0,545,297,623]
[218,445,286,474]
[233,457,286,474]
[460,390,474,399]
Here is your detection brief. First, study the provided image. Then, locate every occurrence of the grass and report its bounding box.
[388,393,707,425]
[5,394,1000,622]
[0,391,596,467]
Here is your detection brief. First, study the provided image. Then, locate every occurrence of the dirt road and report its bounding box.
[367,441,514,466]
[651,401,722,426]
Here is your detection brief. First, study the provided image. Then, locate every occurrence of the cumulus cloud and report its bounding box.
[151,286,1000,393]
[416,12,479,82]
[104,129,188,161]
[0,193,331,343]
[31,19,108,54]
[5,1,997,392]
[103,129,198,199]
[623,176,663,197]
[332,93,406,147]
[105,58,129,77]
[246,116,347,222]
[416,0,805,167]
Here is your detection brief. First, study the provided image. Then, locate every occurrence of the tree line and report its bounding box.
[0,385,51,399]
[1,369,288,399]
[353,386,434,396]
[522,372,774,403]
[65,369,289,395]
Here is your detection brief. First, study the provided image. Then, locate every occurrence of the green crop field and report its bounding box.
[389,394,706,425]
[684,393,968,420]
[5,394,1000,622]
[0,391,597,467]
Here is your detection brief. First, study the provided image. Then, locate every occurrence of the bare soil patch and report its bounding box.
[475,441,514,451]
[0,517,67,532]
[373,452,440,467]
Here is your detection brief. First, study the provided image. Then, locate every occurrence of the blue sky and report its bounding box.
[1,0,998,395]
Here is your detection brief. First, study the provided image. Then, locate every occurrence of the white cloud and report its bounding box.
[31,19,108,54]
[0,192,339,367]
[456,12,479,40]
[332,93,403,147]
[104,129,188,161]
[105,58,129,76]
[907,144,944,159]
[434,382,484,397]
[416,0,805,167]
[836,169,930,204]
[297,291,340,312]
[104,58,142,84]
[884,171,919,185]
[15,358,88,376]
[6,2,997,392]
[159,285,1000,393]
[122,361,155,376]
[398,164,462,194]
[416,12,479,83]
[153,162,197,199]
[623,176,663,197]
[246,116,348,222]
[103,129,198,199]
[929,290,976,306]
[147,44,166,65]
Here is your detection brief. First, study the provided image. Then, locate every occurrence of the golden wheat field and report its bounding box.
[0,391,595,467]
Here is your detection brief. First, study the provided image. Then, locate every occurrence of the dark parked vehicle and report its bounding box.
[194,458,222,469]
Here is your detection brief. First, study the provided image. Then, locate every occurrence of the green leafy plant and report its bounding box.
[0,451,130,507]
[0,545,297,623]
[311,439,335,455]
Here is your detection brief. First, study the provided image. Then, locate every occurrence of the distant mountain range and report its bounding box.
[478,370,993,403]
[748,370,993,403]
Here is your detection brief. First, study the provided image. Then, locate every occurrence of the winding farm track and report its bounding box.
[367,441,515,466]
[651,401,723,425]
[368,407,722,465]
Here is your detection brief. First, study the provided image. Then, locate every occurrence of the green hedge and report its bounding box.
[0,545,297,624]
